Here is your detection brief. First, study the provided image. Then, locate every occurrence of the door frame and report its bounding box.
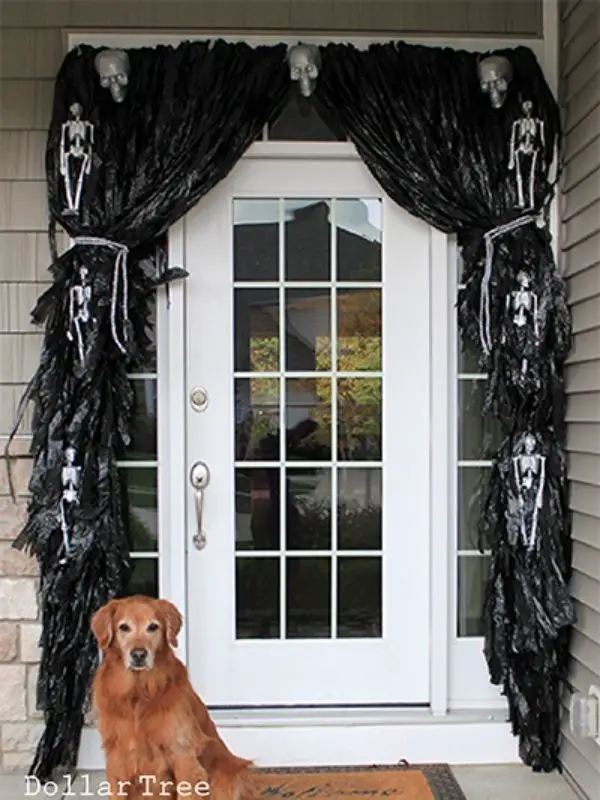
[71,14,560,765]
[157,145,451,709]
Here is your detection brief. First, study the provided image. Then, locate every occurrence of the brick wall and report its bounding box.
[0,468,42,770]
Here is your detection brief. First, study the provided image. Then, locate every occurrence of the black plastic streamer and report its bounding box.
[6,40,289,782]
[314,42,573,771]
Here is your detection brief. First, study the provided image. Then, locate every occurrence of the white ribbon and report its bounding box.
[478,213,539,356]
[73,236,130,355]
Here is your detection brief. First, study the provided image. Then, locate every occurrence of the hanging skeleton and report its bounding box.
[58,446,81,564]
[510,432,546,552]
[509,100,545,210]
[59,102,94,216]
[502,270,540,378]
[67,266,93,365]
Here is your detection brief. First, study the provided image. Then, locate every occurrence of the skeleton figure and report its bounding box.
[67,266,93,366]
[59,446,81,564]
[512,433,546,552]
[59,102,94,216]
[509,100,546,209]
[287,44,321,98]
[505,270,539,377]
[94,49,131,103]
[477,54,513,109]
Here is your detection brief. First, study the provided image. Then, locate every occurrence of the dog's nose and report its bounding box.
[130,648,148,666]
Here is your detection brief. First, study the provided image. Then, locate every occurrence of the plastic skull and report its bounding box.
[287,44,321,98]
[477,54,513,109]
[94,49,130,103]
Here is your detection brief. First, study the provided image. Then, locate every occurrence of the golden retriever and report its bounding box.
[91,595,253,800]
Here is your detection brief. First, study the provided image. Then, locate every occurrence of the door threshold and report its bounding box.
[79,708,518,770]
[209,705,508,727]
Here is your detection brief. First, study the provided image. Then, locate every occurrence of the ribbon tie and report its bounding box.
[478,213,541,356]
[73,236,130,355]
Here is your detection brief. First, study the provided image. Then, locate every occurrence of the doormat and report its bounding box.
[251,762,467,800]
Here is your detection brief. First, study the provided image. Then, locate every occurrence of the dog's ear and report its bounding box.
[156,599,183,649]
[91,600,119,650]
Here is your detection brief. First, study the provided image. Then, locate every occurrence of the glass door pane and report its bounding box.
[232,197,384,640]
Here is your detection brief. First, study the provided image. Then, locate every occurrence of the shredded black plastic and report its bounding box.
[6,40,289,783]
[314,42,573,771]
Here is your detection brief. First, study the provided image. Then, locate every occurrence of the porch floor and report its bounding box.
[0,765,578,799]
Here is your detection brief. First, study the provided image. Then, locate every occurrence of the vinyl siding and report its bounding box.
[560,2,600,798]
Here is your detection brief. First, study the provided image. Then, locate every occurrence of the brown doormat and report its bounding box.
[251,763,467,800]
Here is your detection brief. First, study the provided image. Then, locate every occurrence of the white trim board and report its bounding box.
[66,31,544,55]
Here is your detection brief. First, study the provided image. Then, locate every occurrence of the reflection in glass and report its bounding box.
[126,378,157,460]
[126,558,158,597]
[120,468,158,551]
[235,468,280,551]
[338,378,382,460]
[457,556,490,637]
[286,557,331,638]
[336,199,382,281]
[458,467,489,550]
[457,332,483,373]
[269,92,345,142]
[285,289,331,372]
[286,468,331,550]
[285,379,332,461]
[458,380,503,460]
[235,379,279,461]
[236,557,280,639]
[338,468,382,550]
[338,557,382,638]
[284,200,331,282]
[130,299,157,373]
[233,199,279,282]
[234,289,279,372]
[337,289,381,372]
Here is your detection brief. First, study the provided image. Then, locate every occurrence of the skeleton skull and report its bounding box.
[287,43,321,98]
[94,49,130,103]
[522,433,537,454]
[477,54,513,109]
[516,270,531,288]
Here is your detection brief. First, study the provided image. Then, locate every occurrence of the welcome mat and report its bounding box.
[252,763,467,800]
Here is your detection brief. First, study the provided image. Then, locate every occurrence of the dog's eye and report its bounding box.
[147,623,159,633]
[118,623,131,633]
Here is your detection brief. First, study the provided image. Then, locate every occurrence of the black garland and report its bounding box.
[6,40,290,782]
[314,43,573,771]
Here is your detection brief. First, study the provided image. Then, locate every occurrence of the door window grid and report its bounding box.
[120,298,159,597]
[456,261,492,638]
[234,197,383,640]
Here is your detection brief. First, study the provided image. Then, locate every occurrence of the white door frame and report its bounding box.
[71,12,560,765]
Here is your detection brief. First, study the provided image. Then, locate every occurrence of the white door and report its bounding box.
[184,156,432,708]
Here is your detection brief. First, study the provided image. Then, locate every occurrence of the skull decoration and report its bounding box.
[287,43,321,98]
[477,54,513,109]
[94,49,131,103]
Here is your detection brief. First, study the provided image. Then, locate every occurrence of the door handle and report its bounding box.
[189,461,210,550]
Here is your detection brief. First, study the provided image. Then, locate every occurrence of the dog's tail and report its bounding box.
[209,753,255,800]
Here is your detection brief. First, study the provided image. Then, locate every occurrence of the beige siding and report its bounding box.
[560,2,600,798]
[0,0,545,773]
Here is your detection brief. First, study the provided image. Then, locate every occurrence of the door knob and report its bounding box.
[189,461,210,550]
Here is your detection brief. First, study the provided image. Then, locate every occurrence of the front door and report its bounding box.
[184,156,432,707]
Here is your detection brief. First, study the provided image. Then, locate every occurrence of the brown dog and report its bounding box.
[91,595,253,800]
